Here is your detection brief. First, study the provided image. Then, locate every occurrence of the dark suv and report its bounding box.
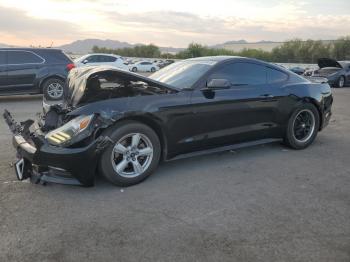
[0,48,75,100]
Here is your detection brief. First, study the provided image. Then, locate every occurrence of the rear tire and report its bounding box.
[42,78,65,100]
[99,121,161,187]
[336,76,345,88]
[151,67,156,72]
[284,103,320,150]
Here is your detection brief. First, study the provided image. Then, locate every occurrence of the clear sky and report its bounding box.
[0,0,349,47]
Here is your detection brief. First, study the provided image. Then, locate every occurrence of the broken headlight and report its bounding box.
[45,114,94,145]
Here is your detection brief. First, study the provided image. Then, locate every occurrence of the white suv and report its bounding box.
[75,54,129,70]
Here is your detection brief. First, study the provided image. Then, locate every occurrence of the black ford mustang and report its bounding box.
[3,56,333,187]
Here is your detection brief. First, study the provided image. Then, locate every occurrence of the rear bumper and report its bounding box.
[320,110,332,130]
[320,93,333,130]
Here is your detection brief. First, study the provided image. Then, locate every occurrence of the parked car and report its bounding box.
[289,66,305,75]
[75,53,129,71]
[4,57,333,187]
[129,61,159,72]
[306,58,350,87]
[0,48,74,100]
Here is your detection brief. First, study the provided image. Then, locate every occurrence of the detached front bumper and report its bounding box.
[4,110,108,187]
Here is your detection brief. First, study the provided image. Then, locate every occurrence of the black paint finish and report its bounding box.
[4,56,333,186]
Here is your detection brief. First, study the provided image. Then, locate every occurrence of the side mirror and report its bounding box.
[82,59,88,64]
[207,79,231,89]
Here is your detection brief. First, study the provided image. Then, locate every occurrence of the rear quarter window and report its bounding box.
[267,67,288,83]
[101,56,117,62]
[41,50,73,64]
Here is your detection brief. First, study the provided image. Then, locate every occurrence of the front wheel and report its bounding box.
[99,121,161,187]
[284,103,320,150]
[132,67,137,72]
[151,67,156,72]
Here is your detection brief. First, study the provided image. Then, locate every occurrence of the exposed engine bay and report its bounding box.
[41,67,177,132]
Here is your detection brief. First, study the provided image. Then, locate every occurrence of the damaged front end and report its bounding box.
[3,66,176,186]
[3,108,113,186]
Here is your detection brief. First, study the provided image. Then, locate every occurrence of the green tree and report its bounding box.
[91,36,350,63]
[332,36,350,60]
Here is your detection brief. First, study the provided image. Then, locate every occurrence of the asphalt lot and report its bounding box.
[0,89,349,262]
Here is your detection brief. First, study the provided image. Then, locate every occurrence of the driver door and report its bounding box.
[188,61,277,151]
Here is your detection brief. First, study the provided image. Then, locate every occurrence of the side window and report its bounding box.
[267,67,288,83]
[102,56,117,62]
[86,55,99,63]
[0,51,6,65]
[8,51,44,64]
[209,62,267,86]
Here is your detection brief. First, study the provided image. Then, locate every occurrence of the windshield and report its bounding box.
[149,60,217,89]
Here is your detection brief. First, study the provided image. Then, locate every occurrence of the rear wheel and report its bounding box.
[42,78,64,100]
[99,121,161,186]
[151,67,156,72]
[336,76,345,88]
[284,103,320,149]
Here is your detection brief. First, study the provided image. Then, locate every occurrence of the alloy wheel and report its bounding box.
[47,82,63,99]
[111,133,154,178]
[292,109,315,143]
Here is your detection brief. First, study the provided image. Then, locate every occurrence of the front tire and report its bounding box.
[99,121,161,187]
[151,67,156,72]
[284,103,320,150]
[132,67,137,72]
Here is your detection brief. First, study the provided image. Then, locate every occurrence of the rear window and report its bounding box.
[8,50,44,64]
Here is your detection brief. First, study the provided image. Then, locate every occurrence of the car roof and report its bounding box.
[186,56,244,62]
[184,56,284,70]
[86,53,121,57]
[0,47,63,52]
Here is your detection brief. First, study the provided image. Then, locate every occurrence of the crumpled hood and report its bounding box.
[317,58,343,69]
[65,66,178,107]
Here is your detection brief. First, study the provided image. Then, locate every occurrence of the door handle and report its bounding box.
[260,94,274,98]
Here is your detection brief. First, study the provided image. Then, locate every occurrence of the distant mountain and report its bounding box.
[57,39,133,54]
[159,46,185,54]
[211,40,284,52]
[222,40,248,45]
[56,39,185,54]
[0,43,18,48]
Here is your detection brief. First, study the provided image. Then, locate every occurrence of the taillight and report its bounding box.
[66,63,75,71]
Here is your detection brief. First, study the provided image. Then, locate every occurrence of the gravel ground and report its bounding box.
[0,89,349,262]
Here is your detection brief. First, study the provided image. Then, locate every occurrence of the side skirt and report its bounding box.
[168,138,282,161]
